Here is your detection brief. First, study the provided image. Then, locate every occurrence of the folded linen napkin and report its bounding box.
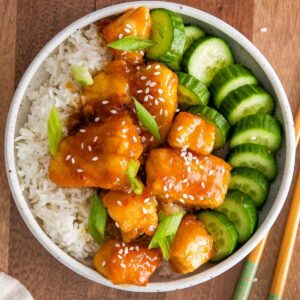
[0,272,34,300]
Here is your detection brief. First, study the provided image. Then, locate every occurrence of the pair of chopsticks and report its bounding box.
[233,109,300,300]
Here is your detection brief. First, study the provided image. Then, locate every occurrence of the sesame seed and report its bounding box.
[120,263,126,268]
[117,200,123,206]
[158,97,165,102]
[125,23,132,29]
[93,136,98,142]
[155,65,161,69]
[165,110,169,116]
[122,242,126,247]
[71,158,75,165]
[79,129,86,133]
[154,71,160,75]
[176,108,180,112]
[148,94,153,99]
[144,95,149,102]
[94,117,100,122]
[165,194,169,199]
[159,108,163,115]
[119,249,123,254]
[110,110,117,114]
[101,261,106,266]
[179,199,185,203]
[129,246,134,250]
[168,182,173,189]
[187,166,191,172]
[118,33,124,39]
[208,170,214,176]
[124,28,131,33]
[66,154,71,161]
[150,136,154,142]
[133,136,138,143]
[115,243,120,247]
[122,128,128,134]
[115,222,120,228]
[137,89,143,94]
[163,186,168,192]
[140,76,147,80]
[155,99,159,105]
[124,247,129,254]
[141,136,146,142]
[201,182,205,189]
[88,145,92,152]
[92,156,99,161]
[146,80,151,86]
[135,246,140,251]
[142,207,148,214]
[260,27,268,32]
[176,138,182,143]
[136,66,140,70]
[140,51,144,56]
[77,169,84,173]
[146,65,152,70]
[145,87,150,94]
[150,82,156,87]
[118,255,123,259]
[183,193,188,199]
[158,88,163,94]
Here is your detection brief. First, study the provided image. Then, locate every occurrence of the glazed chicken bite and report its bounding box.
[102,6,152,64]
[168,112,216,155]
[146,148,232,209]
[102,189,158,242]
[93,239,161,286]
[169,215,213,274]
[49,113,142,189]
[82,59,132,115]
[134,63,178,146]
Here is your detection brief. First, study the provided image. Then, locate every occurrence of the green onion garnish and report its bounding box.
[71,65,94,86]
[127,159,143,195]
[133,97,160,141]
[47,106,62,156]
[88,194,107,244]
[149,211,185,260]
[106,36,155,51]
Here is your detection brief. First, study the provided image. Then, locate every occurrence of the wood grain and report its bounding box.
[0,0,17,273]
[0,0,299,299]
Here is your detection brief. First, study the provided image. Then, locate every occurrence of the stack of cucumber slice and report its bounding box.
[146,8,283,262]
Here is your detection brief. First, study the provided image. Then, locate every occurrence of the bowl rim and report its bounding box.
[5,0,295,293]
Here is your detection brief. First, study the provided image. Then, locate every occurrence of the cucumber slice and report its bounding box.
[220,84,275,125]
[210,64,258,108]
[229,114,282,152]
[182,36,234,85]
[184,25,205,52]
[189,105,230,148]
[227,144,277,180]
[229,167,270,207]
[216,190,257,243]
[146,9,185,71]
[177,72,210,108]
[198,210,238,262]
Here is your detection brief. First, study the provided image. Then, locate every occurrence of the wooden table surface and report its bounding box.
[0,0,299,299]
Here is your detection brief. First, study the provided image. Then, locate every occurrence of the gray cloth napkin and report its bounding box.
[0,272,34,300]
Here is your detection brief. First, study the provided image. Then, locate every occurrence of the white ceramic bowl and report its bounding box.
[5,1,295,292]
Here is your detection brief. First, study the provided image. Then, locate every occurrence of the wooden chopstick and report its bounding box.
[233,109,300,300]
[268,109,300,298]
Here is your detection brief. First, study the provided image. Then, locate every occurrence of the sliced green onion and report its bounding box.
[88,194,107,244]
[127,159,143,195]
[133,97,160,141]
[149,211,185,260]
[47,106,62,156]
[71,65,94,86]
[106,36,155,51]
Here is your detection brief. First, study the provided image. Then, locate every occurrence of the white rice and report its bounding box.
[15,25,112,260]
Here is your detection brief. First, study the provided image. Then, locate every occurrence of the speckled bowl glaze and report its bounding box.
[5,1,295,292]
